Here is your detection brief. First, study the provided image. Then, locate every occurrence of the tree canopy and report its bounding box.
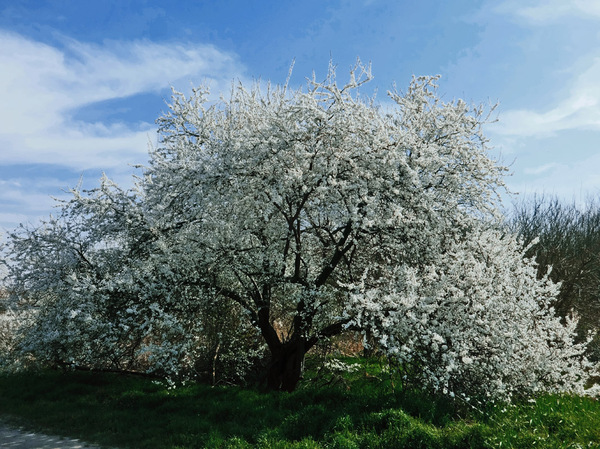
[2,62,598,399]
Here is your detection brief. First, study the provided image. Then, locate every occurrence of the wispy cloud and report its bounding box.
[486,0,600,139]
[0,30,246,230]
[0,31,246,170]
[496,0,600,24]
[511,152,600,199]
[492,56,600,137]
[0,175,70,232]
[523,163,560,175]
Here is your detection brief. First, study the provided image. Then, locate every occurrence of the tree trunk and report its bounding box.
[266,338,306,392]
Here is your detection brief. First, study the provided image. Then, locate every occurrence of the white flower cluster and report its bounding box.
[346,227,599,401]
[323,358,361,374]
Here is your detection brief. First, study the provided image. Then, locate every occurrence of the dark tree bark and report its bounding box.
[256,303,306,392]
[266,338,306,392]
[261,317,352,392]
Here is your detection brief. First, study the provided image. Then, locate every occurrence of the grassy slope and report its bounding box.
[0,361,598,449]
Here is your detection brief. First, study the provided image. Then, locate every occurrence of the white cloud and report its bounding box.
[0,180,66,231]
[492,57,600,137]
[0,31,246,170]
[523,163,559,175]
[0,30,247,230]
[510,152,600,200]
[496,0,600,24]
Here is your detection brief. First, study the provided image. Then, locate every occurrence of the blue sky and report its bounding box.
[1,0,599,231]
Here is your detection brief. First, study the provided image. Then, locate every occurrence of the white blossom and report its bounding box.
[1,62,597,397]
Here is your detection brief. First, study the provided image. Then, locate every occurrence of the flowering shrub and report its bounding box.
[2,181,264,380]
[346,227,599,401]
[323,358,361,374]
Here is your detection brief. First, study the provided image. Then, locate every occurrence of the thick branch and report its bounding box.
[257,305,282,352]
[314,221,354,288]
[203,282,259,325]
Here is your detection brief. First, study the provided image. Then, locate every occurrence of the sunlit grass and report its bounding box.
[0,359,598,448]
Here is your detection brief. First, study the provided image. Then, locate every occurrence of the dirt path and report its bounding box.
[0,421,107,448]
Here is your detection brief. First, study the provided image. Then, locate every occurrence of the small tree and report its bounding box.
[3,62,597,398]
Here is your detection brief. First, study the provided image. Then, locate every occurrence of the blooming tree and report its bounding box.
[3,178,262,381]
[3,62,597,397]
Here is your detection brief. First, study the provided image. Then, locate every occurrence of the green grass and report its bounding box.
[0,360,599,448]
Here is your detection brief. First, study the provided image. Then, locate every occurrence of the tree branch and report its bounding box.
[315,221,354,288]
